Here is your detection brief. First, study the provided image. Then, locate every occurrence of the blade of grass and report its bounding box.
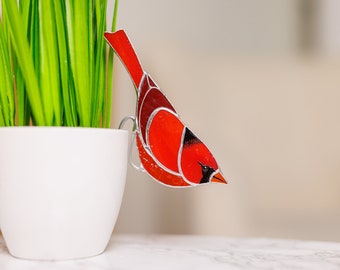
[0,106,4,126]
[54,0,77,126]
[96,44,106,127]
[30,0,40,84]
[0,28,10,126]
[15,62,25,125]
[54,0,75,126]
[39,0,62,126]
[73,0,92,127]
[89,0,94,126]
[0,44,14,126]
[64,1,80,126]
[92,0,107,127]
[3,0,45,125]
[68,75,78,125]
[16,0,31,125]
[0,23,8,126]
[0,19,5,128]
[90,0,100,126]
[26,0,40,125]
[103,0,118,128]
[0,15,15,126]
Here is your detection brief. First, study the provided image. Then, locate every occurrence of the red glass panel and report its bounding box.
[138,87,176,143]
[136,136,190,187]
[148,109,184,173]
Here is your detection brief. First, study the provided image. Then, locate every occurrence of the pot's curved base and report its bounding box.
[9,244,107,261]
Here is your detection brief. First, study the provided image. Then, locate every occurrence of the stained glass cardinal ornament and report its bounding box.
[104,30,227,187]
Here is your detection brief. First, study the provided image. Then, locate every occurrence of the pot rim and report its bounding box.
[0,126,128,133]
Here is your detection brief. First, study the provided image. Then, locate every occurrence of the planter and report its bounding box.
[0,127,128,260]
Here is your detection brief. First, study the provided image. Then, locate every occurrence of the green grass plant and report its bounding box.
[0,0,117,127]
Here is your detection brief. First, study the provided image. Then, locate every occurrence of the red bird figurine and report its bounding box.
[104,30,227,187]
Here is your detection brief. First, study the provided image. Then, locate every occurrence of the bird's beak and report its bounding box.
[211,171,227,184]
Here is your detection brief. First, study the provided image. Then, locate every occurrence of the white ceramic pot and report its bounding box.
[0,127,128,260]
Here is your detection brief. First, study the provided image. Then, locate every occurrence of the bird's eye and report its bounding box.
[202,165,209,173]
[199,162,210,173]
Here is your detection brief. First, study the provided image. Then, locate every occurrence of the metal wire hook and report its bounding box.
[118,116,145,172]
[118,115,136,130]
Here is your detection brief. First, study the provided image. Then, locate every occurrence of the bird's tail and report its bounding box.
[104,30,144,89]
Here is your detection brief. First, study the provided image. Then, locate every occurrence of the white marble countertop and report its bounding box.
[1,234,340,269]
